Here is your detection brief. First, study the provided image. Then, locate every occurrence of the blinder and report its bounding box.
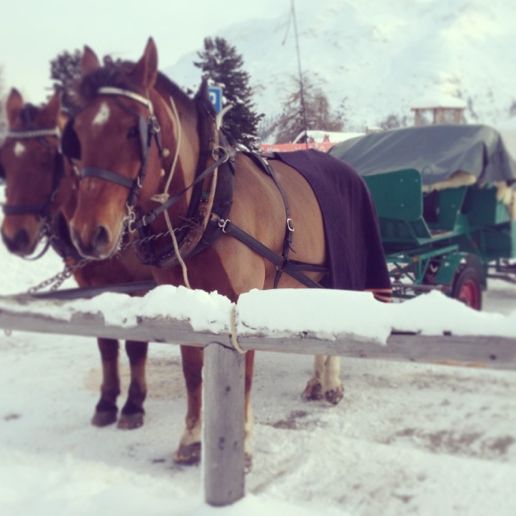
[62,119,81,160]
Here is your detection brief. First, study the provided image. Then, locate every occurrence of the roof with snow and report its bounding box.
[411,94,467,110]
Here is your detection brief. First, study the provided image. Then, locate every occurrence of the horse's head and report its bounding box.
[68,38,169,260]
[0,88,66,256]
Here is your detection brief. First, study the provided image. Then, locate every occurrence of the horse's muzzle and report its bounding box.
[70,224,113,260]
[1,227,33,256]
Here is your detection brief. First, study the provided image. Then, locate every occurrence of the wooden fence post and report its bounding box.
[203,342,246,506]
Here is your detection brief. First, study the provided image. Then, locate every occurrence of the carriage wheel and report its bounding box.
[451,266,482,310]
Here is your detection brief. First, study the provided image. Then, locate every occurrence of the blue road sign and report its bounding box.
[208,85,223,114]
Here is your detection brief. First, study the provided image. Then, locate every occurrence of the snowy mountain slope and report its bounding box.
[165,0,516,133]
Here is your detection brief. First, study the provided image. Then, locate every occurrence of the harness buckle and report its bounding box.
[217,218,231,234]
[149,116,161,134]
[125,203,137,234]
[212,145,230,163]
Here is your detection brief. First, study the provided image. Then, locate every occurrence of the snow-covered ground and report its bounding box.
[1,200,516,515]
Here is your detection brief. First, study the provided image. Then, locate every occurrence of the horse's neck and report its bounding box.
[54,168,77,222]
[151,88,200,217]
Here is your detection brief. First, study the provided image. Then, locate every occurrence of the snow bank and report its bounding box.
[0,449,345,516]
[79,286,232,333]
[237,289,391,342]
[238,289,516,343]
[2,285,516,344]
[0,285,232,334]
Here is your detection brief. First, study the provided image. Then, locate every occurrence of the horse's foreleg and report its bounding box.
[92,337,120,426]
[118,340,148,430]
[174,345,203,465]
[303,355,343,404]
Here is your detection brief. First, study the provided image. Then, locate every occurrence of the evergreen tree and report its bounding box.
[50,49,82,111]
[378,113,407,130]
[195,37,263,149]
[275,74,342,143]
[50,50,121,112]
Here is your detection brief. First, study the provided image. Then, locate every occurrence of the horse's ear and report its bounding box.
[131,37,158,90]
[195,77,210,103]
[39,90,61,125]
[6,88,24,126]
[81,45,100,74]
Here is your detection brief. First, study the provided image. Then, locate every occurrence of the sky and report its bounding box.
[0,0,282,103]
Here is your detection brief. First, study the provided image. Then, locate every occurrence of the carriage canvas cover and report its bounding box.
[329,124,516,185]
[271,150,391,292]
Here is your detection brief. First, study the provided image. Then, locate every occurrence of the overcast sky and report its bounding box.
[0,0,282,102]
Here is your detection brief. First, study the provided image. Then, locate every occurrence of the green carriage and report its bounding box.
[330,124,516,309]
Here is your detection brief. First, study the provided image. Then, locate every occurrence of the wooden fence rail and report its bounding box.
[1,294,516,506]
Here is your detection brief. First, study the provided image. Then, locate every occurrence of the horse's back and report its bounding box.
[270,150,390,291]
[224,152,326,290]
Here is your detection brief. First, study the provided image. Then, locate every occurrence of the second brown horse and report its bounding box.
[0,88,153,429]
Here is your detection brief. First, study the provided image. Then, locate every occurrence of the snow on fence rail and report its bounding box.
[1,286,516,506]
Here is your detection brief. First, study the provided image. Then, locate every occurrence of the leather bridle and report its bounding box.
[76,87,164,222]
[2,127,64,218]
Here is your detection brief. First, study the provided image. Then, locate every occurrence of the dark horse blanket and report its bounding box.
[271,150,391,292]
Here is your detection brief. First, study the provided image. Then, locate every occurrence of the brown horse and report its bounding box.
[66,38,390,466]
[0,88,154,430]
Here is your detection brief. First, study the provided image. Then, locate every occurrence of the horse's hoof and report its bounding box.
[325,386,344,405]
[91,409,117,427]
[174,442,201,465]
[302,380,324,401]
[117,411,144,430]
[244,453,253,473]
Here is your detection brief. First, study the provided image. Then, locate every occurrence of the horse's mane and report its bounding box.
[155,71,194,111]
[75,60,194,111]
[75,61,141,103]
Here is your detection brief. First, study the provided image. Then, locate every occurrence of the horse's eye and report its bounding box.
[127,126,139,139]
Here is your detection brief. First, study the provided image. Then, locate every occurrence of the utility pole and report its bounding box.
[291,0,309,148]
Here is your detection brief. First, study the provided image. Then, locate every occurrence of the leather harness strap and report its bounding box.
[211,212,325,288]
[245,152,296,287]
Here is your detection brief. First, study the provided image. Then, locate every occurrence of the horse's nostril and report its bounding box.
[92,225,110,251]
[14,229,30,249]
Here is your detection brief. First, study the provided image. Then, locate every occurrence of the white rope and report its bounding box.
[158,94,191,289]
[229,306,246,354]
[163,95,181,194]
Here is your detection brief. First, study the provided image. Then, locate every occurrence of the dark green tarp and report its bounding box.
[329,124,516,185]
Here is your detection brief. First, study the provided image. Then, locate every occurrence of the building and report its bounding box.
[411,94,466,126]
